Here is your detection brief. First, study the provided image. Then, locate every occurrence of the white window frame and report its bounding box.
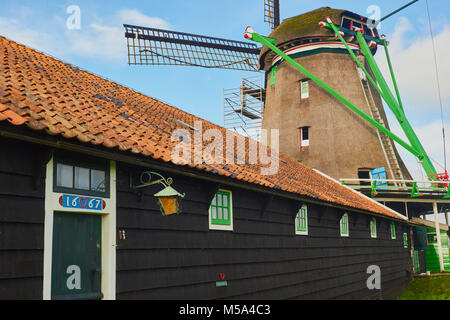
[300,127,310,148]
[208,189,234,232]
[340,213,350,237]
[43,157,117,300]
[391,222,397,240]
[301,80,309,99]
[370,218,377,239]
[295,205,308,236]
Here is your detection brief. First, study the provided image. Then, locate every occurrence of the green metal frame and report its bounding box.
[246,22,438,180]
[341,178,450,199]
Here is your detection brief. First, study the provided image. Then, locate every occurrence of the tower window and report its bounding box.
[299,127,310,148]
[358,169,372,186]
[301,80,309,99]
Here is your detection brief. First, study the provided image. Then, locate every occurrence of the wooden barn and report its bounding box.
[0,35,413,300]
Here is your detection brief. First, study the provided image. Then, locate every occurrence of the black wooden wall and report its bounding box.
[116,163,412,300]
[0,137,412,300]
[0,137,46,299]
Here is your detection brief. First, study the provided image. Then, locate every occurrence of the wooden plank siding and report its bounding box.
[115,163,412,300]
[0,137,46,300]
[0,138,411,300]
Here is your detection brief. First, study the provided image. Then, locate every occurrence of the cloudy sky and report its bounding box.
[0,0,449,184]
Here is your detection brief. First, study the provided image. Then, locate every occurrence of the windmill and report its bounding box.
[123,0,446,184]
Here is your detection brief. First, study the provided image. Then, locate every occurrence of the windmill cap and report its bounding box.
[258,7,379,70]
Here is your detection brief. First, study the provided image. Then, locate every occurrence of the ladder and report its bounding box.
[358,68,406,186]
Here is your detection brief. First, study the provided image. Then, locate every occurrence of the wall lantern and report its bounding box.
[134,171,185,216]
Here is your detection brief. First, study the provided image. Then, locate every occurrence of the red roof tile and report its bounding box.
[0,36,406,220]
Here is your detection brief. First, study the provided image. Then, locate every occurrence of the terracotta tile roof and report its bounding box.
[0,36,406,220]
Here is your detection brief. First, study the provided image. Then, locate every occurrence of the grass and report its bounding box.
[398,275,450,300]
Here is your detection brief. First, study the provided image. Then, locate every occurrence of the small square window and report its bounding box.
[209,190,233,231]
[91,169,106,192]
[370,218,377,238]
[75,167,90,190]
[391,222,397,240]
[340,213,349,237]
[300,127,310,148]
[403,233,409,249]
[301,80,309,99]
[296,205,308,235]
[54,156,109,198]
[56,163,74,189]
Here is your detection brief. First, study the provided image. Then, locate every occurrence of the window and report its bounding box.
[301,80,309,99]
[299,127,310,148]
[391,222,397,240]
[403,233,409,249]
[54,156,109,197]
[370,218,377,238]
[295,205,308,235]
[340,213,349,237]
[209,190,233,231]
[358,169,372,186]
[341,17,376,37]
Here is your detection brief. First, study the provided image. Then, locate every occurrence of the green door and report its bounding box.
[51,212,102,300]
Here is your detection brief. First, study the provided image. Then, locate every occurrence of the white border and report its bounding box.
[370,218,377,239]
[340,213,350,238]
[272,41,360,66]
[295,205,309,236]
[208,189,234,232]
[391,222,397,240]
[43,157,116,300]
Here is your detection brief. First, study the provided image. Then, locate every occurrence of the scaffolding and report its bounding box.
[223,76,265,141]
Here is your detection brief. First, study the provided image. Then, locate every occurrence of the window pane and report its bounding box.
[218,207,223,220]
[91,169,106,192]
[217,194,222,207]
[302,127,309,141]
[301,81,309,99]
[223,207,228,221]
[57,163,73,188]
[74,167,90,190]
[222,193,229,208]
[211,194,217,206]
[211,206,217,220]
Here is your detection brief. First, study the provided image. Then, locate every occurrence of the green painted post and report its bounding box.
[354,32,405,123]
[355,31,437,179]
[247,31,422,158]
[382,39,405,113]
[325,23,388,106]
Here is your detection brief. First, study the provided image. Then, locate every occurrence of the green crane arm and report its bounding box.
[244,24,438,180]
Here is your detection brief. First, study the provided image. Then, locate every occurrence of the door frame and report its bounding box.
[43,157,116,300]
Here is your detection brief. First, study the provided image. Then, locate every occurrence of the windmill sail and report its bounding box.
[264,0,280,31]
[124,24,261,72]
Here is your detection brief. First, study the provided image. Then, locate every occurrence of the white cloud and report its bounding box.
[0,17,54,53]
[64,9,172,61]
[0,7,171,62]
[377,17,450,111]
[118,9,171,30]
[391,120,449,180]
